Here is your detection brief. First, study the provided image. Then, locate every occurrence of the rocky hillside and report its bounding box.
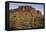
[9,6,44,29]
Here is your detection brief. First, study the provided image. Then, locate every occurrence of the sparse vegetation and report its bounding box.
[9,6,44,29]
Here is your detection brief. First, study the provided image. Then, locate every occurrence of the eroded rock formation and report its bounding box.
[9,6,42,29]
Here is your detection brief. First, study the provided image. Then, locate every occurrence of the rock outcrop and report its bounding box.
[9,6,42,29]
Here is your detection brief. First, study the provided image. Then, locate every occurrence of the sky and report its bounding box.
[9,3,44,15]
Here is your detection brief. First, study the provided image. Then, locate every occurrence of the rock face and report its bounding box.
[9,6,42,29]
